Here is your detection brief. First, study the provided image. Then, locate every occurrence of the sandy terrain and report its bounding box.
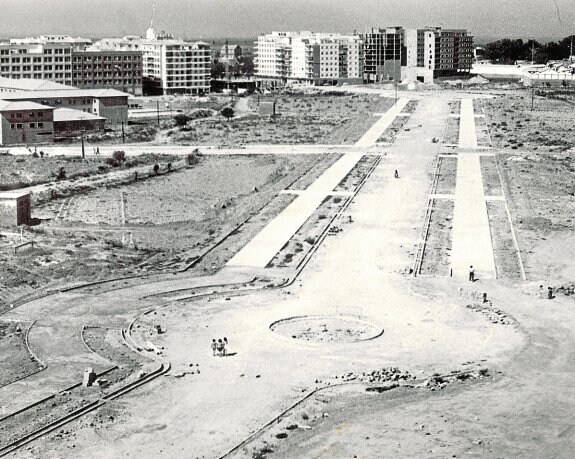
[0,154,321,312]
[1,85,575,459]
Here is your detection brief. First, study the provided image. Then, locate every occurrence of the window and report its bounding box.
[16,123,23,128]
[37,122,44,128]
[29,122,35,128]
[28,112,35,118]
[16,113,22,118]
[10,123,15,129]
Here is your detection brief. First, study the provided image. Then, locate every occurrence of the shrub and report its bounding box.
[173,113,190,127]
[112,150,126,163]
[221,106,235,120]
[104,150,127,167]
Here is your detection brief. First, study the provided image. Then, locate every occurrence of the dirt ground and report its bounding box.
[484,89,575,153]
[2,86,575,459]
[479,90,575,283]
[0,154,322,311]
[140,93,395,147]
[0,153,178,191]
[0,320,43,387]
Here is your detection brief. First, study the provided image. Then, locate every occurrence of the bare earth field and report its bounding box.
[2,87,575,459]
[0,153,323,311]
[484,90,575,152]
[0,153,178,191]
[158,93,395,146]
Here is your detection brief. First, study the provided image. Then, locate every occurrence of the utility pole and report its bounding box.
[81,129,85,160]
[156,100,160,126]
[121,119,125,143]
[531,42,535,65]
[531,86,535,111]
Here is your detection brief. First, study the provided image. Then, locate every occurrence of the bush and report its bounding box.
[112,150,126,163]
[221,106,235,120]
[106,150,127,167]
[173,113,190,127]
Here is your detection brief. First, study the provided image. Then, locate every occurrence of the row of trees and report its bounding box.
[482,35,575,64]
[211,55,255,79]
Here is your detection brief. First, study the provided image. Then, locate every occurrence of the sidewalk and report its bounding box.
[450,98,496,279]
[227,99,410,269]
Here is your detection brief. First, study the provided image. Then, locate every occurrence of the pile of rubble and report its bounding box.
[466,302,517,326]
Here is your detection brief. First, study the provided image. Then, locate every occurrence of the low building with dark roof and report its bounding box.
[0,100,54,145]
[0,88,129,124]
[53,108,106,136]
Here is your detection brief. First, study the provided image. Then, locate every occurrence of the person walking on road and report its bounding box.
[469,266,475,282]
[223,337,228,356]
[216,339,224,356]
[394,169,399,178]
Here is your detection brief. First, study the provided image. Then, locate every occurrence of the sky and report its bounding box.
[0,0,574,43]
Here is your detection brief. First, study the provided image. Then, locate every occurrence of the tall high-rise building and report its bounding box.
[362,27,405,83]
[96,30,211,96]
[0,35,143,95]
[255,31,363,85]
[403,27,473,83]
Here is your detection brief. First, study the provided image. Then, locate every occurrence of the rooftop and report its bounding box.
[0,77,76,92]
[0,100,54,111]
[0,88,130,100]
[0,190,30,199]
[53,108,106,122]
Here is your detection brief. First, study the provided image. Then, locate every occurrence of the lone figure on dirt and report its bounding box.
[216,339,225,356]
[469,266,475,282]
[394,169,399,179]
[211,339,217,356]
[153,164,160,175]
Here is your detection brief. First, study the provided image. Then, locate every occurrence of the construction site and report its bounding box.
[1,84,575,459]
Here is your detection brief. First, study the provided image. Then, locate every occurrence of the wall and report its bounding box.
[0,111,54,146]
[95,96,128,124]
[0,195,30,226]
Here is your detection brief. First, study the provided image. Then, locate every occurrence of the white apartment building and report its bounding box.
[255,31,363,85]
[96,29,211,95]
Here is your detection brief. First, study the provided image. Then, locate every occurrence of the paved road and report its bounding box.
[5,143,377,158]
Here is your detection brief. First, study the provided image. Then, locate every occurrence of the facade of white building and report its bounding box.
[255,31,363,85]
[96,30,210,95]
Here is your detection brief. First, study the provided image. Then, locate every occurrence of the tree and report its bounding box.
[106,150,126,167]
[242,56,254,76]
[221,107,235,121]
[211,61,226,80]
[174,113,190,127]
[112,150,126,163]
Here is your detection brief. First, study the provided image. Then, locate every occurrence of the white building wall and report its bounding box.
[291,39,308,79]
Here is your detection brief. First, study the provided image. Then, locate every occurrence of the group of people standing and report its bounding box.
[211,337,229,356]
